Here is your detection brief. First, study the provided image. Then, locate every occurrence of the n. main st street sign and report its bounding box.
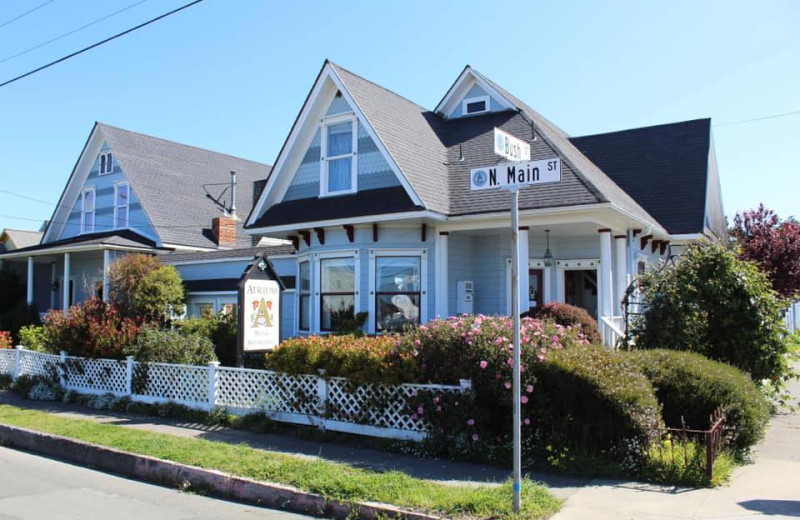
[470,157,561,191]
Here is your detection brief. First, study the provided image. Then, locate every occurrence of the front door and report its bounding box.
[528,269,543,310]
[564,269,598,319]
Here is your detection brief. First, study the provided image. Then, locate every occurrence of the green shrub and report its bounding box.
[42,300,141,359]
[527,302,601,344]
[12,373,62,400]
[630,241,788,383]
[18,325,46,351]
[628,349,770,454]
[125,326,217,365]
[177,312,237,366]
[0,373,12,390]
[108,254,184,320]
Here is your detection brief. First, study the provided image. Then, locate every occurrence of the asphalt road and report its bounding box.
[0,446,314,520]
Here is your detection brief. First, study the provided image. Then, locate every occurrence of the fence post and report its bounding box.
[125,356,134,396]
[316,369,328,431]
[705,430,713,481]
[13,345,24,380]
[207,361,219,410]
[59,351,67,389]
[459,379,472,393]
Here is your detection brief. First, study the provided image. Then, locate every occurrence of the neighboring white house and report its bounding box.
[244,61,726,345]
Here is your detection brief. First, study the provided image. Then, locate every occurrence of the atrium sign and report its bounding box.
[470,158,561,191]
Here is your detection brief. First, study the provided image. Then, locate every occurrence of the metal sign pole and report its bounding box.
[509,185,522,512]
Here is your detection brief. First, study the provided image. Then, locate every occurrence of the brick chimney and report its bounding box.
[212,216,237,248]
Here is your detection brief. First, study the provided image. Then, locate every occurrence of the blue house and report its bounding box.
[0,123,295,333]
[245,61,725,343]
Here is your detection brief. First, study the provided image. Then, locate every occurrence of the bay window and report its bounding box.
[320,257,355,331]
[320,115,357,196]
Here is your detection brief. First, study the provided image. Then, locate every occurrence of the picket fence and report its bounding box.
[0,347,470,441]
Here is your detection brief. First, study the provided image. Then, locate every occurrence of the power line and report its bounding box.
[0,188,55,206]
[0,0,206,89]
[0,0,150,65]
[714,108,800,127]
[0,0,56,30]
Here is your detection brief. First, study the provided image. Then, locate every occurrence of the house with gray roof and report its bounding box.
[246,61,725,344]
[0,123,294,326]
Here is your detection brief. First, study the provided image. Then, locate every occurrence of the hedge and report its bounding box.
[628,349,770,454]
[527,302,601,345]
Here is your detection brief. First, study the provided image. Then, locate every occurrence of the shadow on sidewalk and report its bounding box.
[739,499,800,517]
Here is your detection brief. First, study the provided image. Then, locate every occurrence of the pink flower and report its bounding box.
[507,358,514,367]
[467,419,475,426]
[521,395,529,404]
[414,339,421,346]
[524,418,531,425]
[435,405,441,412]
[472,433,479,441]
[526,384,534,393]
[412,413,418,420]
[417,406,424,414]
[433,396,440,404]
[505,381,512,390]
[479,360,488,369]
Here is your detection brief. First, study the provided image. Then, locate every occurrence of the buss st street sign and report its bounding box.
[470,157,561,191]
[494,127,531,162]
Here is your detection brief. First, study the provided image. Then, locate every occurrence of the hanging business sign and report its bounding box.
[237,254,284,363]
[470,157,561,191]
[494,127,531,162]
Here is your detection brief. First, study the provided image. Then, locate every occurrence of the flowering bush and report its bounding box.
[41,299,142,359]
[526,302,601,344]
[0,330,11,349]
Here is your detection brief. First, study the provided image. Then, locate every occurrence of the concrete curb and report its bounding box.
[0,423,444,520]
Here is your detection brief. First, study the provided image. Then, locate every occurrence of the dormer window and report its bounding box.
[320,114,357,196]
[99,152,113,174]
[462,95,490,115]
[81,187,95,234]
[114,181,129,228]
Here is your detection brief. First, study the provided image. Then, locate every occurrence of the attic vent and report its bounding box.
[463,95,489,115]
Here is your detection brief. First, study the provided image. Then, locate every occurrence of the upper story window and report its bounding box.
[320,114,357,196]
[80,187,95,234]
[99,152,113,175]
[462,95,490,115]
[114,181,130,228]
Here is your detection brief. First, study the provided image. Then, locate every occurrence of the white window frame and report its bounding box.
[99,152,113,175]
[555,258,602,317]
[319,113,358,197]
[80,187,95,234]
[506,258,553,315]
[368,248,428,334]
[113,181,130,229]
[462,95,490,116]
[296,257,312,333]
[313,250,360,333]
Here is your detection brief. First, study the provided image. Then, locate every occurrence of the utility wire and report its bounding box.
[714,108,800,127]
[0,0,206,89]
[0,0,149,65]
[0,0,56,30]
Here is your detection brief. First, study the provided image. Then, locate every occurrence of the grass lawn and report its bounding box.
[0,404,560,519]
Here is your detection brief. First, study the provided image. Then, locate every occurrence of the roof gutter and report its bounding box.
[0,243,157,260]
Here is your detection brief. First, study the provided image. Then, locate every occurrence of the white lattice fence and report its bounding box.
[61,356,128,396]
[132,362,211,407]
[215,367,319,416]
[18,350,60,378]
[0,349,15,377]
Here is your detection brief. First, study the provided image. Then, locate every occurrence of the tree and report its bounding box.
[107,254,184,320]
[630,241,788,384]
[733,204,800,299]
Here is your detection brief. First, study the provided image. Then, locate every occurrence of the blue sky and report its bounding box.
[1,0,798,234]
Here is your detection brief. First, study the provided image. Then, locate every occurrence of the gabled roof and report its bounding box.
[570,119,716,237]
[0,229,158,258]
[98,124,270,249]
[0,229,43,250]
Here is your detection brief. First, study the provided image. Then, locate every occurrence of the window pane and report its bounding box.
[83,212,94,231]
[327,122,352,156]
[84,190,95,210]
[299,262,310,292]
[106,154,113,172]
[116,206,129,228]
[327,157,352,192]
[116,184,129,205]
[321,258,354,292]
[299,294,311,330]
[321,294,354,330]
[376,293,420,332]
[100,154,106,173]
[377,257,420,292]
[467,100,486,113]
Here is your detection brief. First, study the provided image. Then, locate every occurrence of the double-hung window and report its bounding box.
[81,187,95,234]
[114,182,130,228]
[320,257,355,331]
[298,260,311,331]
[375,256,421,332]
[99,152,113,174]
[320,115,357,196]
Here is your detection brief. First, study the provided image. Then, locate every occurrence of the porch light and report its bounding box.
[543,230,553,267]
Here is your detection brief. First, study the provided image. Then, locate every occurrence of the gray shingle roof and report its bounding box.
[163,244,295,264]
[1,229,43,250]
[0,229,157,256]
[99,123,271,249]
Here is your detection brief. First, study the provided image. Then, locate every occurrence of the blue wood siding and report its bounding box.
[447,83,507,119]
[56,142,159,243]
[283,97,401,201]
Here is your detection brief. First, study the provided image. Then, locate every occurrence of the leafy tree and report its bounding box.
[107,254,184,320]
[733,204,800,299]
[630,241,788,384]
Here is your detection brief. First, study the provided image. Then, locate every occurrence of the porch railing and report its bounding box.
[599,315,625,349]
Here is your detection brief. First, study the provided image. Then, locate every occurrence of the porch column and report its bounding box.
[598,229,613,319]
[26,256,34,305]
[62,252,71,315]
[614,235,627,316]
[102,249,111,302]
[435,232,449,318]
[50,262,57,310]
[518,227,529,314]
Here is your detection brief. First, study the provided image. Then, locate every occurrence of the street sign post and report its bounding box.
[470,133,561,512]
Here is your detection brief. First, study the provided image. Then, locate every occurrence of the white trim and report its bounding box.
[246,210,446,236]
[461,95,490,116]
[367,248,428,334]
[435,232,449,318]
[320,113,358,197]
[505,258,553,314]
[435,67,515,118]
[80,186,95,234]
[0,243,155,260]
[113,181,130,229]
[161,243,218,252]
[315,249,360,333]
[555,258,601,315]
[296,255,312,334]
